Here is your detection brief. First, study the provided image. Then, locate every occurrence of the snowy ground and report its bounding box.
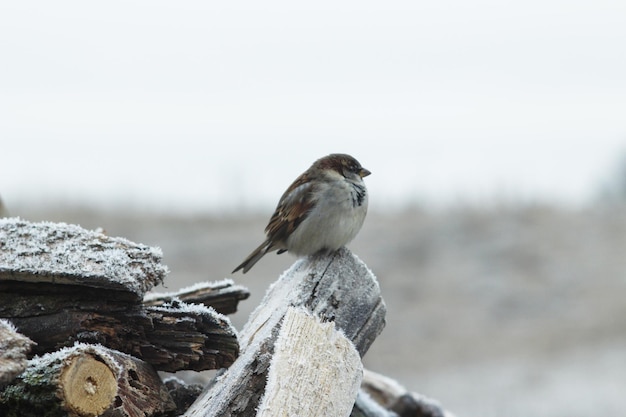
[11,203,626,417]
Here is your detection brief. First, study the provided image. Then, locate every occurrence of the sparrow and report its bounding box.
[232,153,371,274]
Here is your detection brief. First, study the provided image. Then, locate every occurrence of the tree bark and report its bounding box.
[6,297,239,372]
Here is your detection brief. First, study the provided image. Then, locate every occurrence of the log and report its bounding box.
[0,343,175,417]
[0,320,34,388]
[144,279,250,315]
[6,298,239,372]
[185,247,386,417]
[0,218,168,300]
[256,307,363,417]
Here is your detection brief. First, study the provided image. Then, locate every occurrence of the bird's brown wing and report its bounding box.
[265,173,317,246]
[232,172,317,274]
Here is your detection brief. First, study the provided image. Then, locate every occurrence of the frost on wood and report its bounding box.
[0,343,175,417]
[0,219,239,372]
[257,307,363,417]
[240,247,386,356]
[0,319,34,388]
[185,247,386,417]
[0,218,168,299]
[144,279,250,315]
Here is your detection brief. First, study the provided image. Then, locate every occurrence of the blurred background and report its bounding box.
[2,1,626,416]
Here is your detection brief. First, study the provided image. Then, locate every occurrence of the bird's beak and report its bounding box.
[359,168,371,178]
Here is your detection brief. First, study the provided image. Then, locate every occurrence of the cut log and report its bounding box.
[0,320,34,388]
[0,343,175,417]
[0,218,167,301]
[144,279,250,315]
[256,307,363,417]
[185,247,386,417]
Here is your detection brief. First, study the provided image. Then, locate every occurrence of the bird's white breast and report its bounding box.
[286,174,368,256]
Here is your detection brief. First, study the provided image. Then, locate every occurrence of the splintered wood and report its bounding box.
[257,308,363,417]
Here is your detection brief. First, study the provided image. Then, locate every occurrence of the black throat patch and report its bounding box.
[351,183,366,207]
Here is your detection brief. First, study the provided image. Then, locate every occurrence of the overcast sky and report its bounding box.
[2,1,626,213]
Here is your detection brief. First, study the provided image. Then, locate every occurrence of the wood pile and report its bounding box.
[0,218,454,417]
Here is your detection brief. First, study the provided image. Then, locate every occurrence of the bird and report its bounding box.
[232,153,371,274]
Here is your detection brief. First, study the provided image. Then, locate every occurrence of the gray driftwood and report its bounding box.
[185,247,386,417]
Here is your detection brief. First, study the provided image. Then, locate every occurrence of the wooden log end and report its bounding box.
[0,343,175,417]
[59,353,117,416]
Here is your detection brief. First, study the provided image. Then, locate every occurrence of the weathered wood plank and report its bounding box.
[185,247,386,417]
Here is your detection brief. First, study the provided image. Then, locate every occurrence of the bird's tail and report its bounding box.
[232,240,274,274]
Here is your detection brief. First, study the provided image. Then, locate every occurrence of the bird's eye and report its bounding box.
[343,164,356,176]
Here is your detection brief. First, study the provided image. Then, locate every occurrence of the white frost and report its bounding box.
[143,278,248,303]
[0,217,168,297]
